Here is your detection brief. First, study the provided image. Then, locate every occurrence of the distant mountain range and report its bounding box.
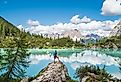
[80,34,100,44]
[81,33,101,44]
[86,34,100,40]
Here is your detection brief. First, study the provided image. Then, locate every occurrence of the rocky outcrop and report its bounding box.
[63,29,82,41]
[21,78,29,82]
[110,21,121,37]
[30,61,72,82]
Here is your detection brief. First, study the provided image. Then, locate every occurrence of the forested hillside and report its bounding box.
[0,16,83,48]
[0,16,21,37]
[95,21,121,48]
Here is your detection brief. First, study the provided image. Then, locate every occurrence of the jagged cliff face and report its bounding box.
[31,62,71,82]
[63,29,82,41]
[110,21,121,37]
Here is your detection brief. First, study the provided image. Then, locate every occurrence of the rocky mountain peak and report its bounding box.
[109,21,121,37]
[116,21,121,26]
[31,61,71,82]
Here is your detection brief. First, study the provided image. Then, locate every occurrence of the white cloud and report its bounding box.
[95,29,111,37]
[17,25,24,30]
[77,20,119,36]
[101,0,121,16]
[27,19,40,26]
[70,15,81,24]
[24,15,119,37]
[70,15,91,24]
[80,16,91,23]
[78,21,102,31]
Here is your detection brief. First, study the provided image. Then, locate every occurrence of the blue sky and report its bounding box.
[0,0,121,25]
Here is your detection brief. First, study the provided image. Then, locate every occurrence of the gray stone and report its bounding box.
[31,61,70,82]
[110,21,121,37]
[20,78,28,82]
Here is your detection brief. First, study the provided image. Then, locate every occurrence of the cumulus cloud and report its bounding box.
[70,15,81,24]
[70,15,91,24]
[101,0,121,16]
[27,19,40,26]
[80,16,91,23]
[23,15,119,37]
[17,25,24,30]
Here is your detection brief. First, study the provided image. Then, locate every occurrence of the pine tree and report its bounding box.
[0,32,30,82]
[75,65,113,82]
[0,49,2,64]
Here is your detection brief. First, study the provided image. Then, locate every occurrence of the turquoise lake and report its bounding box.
[26,49,121,80]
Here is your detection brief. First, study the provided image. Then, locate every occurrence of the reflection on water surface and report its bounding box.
[27,49,121,80]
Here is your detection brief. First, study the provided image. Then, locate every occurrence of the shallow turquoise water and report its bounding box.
[26,49,121,80]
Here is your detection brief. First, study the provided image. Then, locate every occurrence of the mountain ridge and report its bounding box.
[109,21,121,37]
[0,16,21,37]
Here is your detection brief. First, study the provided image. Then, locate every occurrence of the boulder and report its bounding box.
[20,78,28,82]
[31,61,70,82]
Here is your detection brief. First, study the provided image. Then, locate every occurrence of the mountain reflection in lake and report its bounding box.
[26,49,121,80]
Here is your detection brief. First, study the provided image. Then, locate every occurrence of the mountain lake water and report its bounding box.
[26,49,121,80]
[0,49,121,80]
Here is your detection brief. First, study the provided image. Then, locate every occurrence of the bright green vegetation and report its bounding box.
[85,34,121,49]
[0,16,84,48]
[0,78,20,82]
[0,16,21,37]
[0,33,30,82]
[75,65,121,82]
[95,35,121,48]
[66,78,78,82]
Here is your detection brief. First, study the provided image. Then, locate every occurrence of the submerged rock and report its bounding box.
[31,61,72,82]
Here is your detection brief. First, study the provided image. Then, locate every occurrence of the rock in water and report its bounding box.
[31,61,70,82]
